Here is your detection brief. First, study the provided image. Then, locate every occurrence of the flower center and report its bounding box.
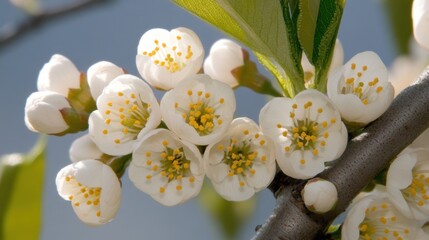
[358,202,410,240]
[102,91,151,145]
[341,63,383,105]
[142,36,194,73]
[176,90,224,136]
[402,171,429,207]
[277,101,334,165]
[144,140,195,193]
[221,138,258,180]
[65,175,102,217]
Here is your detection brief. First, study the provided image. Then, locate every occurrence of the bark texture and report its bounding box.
[253,68,429,239]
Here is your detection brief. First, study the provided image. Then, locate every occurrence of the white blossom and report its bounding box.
[342,190,428,240]
[128,129,204,206]
[389,41,429,96]
[87,61,126,100]
[327,51,394,126]
[37,54,81,97]
[56,160,121,226]
[160,74,236,146]
[88,74,161,156]
[203,117,276,201]
[24,91,70,134]
[387,147,429,221]
[69,134,104,163]
[259,89,347,179]
[413,0,429,50]
[136,27,204,90]
[302,39,344,88]
[302,178,337,213]
[203,39,244,88]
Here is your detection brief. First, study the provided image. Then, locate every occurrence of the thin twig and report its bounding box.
[253,68,429,239]
[0,0,113,50]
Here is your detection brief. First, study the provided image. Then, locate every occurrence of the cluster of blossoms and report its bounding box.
[339,1,429,238]
[341,129,429,239]
[25,27,277,225]
[23,3,429,236]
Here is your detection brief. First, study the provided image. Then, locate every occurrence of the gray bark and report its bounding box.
[253,68,429,239]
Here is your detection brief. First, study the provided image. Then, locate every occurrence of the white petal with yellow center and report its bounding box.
[327,51,394,125]
[89,74,161,156]
[55,160,121,226]
[260,89,347,179]
[136,27,204,90]
[342,190,428,240]
[129,129,204,206]
[160,74,236,146]
[387,148,429,221]
[204,117,276,201]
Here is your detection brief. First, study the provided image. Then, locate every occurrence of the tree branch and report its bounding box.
[0,0,113,50]
[253,67,429,240]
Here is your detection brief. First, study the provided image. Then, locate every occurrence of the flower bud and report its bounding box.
[24,91,70,134]
[87,61,126,100]
[69,134,104,163]
[204,39,244,88]
[302,178,338,213]
[37,54,81,97]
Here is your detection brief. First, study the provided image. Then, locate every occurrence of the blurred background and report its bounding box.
[0,0,409,239]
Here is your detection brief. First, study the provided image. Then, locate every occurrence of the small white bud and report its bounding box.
[69,134,104,163]
[302,178,338,213]
[87,61,125,100]
[37,54,81,97]
[24,91,70,134]
[203,39,244,88]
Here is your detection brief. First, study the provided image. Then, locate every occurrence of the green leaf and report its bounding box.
[67,73,96,113]
[297,0,345,92]
[231,49,283,97]
[172,0,305,97]
[198,182,256,240]
[55,73,95,136]
[313,0,345,89]
[0,136,46,240]
[297,0,320,63]
[381,0,412,55]
[324,224,342,240]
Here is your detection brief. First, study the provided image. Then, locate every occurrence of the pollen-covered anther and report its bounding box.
[279,101,334,157]
[100,89,152,147]
[65,175,102,217]
[174,90,223,136]
[142,36,193,73]
[155,142,192,189]
[222,137,260,182]
[341,63,385,106]
[402,172,429,208]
